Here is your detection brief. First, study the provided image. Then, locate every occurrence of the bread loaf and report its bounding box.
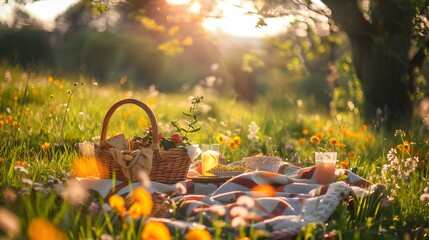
[105,133,128,150]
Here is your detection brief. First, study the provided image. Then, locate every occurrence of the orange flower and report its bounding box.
[251,184,276,197]
[108,194,126,213]
[27,218,68,240]
[340,159,349,168]
[328,138,339,146]
[185,228,211,240]
[298,138,306,145]
[302,129,309,136]
[131,187,153,217]
[141,221,171,240]
[41,142,50,150]
[337,142,346,149]
[15,161,27,168]
[315,132,324,139]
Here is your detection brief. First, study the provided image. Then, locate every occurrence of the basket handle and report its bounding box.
[99,98,161,153]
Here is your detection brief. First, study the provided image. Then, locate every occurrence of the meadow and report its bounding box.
[0,64,428,240]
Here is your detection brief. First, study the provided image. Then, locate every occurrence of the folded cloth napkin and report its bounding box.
[110,148,153,181]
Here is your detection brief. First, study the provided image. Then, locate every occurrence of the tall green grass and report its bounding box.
[0,65,428,239]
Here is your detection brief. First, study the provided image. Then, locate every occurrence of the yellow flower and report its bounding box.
[228,136,241,149]
[309,135,321,145]
[41,142,50,150]
[397,141,411,153]
[141,221,171,240]
[131,187,153,217]
[108,194,126,213]
[27,218,68,240]
[216,134,226,144]
[185,228,211,240]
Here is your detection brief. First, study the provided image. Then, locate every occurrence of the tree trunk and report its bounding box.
[322,0,415,129]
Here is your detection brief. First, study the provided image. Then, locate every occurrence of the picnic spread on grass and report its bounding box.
[74,98,387,240]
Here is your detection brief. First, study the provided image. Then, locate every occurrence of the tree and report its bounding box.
[256,0,429,129]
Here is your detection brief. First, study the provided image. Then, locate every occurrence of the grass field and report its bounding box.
[0,65,428,239]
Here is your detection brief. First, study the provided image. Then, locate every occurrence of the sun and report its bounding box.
[167,0,291,38]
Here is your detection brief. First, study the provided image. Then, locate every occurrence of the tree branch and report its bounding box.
[321,0,372,37]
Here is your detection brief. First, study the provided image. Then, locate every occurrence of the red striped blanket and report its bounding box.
[78,162,385,239]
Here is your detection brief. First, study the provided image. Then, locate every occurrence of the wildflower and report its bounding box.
[230,206,249,218]
[420,187,429,202]
[15,161,27,168]
[100,234,113,240]
[0,208,20,238]
[236,195,255,208]
[41,142,50,150]
[2,187,17,203]
[27,218,68,240]
[141,221,171,240]
[216,134,226,144]
[131,187,153,217]
[128,202,146,219]
[171,133,182,143]
[310,135,321,145]
[108,194,126,213]
[228,136,241,150]
[61,179,89,205]
[185,228,211,240]
[396,141,411,154]
[14,166,28,175]
[231,216,247,228]
[298,138,306,145]
[340,159,349,168]
[285,143,294,152]
[88,202,99,214]
[175,182,187,195]
[302,129,309,136]
[247,121,260,143]
[209,204,226,216]
[251,184,276,197]
[328,138,339,146]
[22,178,33,186]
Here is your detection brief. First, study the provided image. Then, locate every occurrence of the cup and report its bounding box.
[201,144,220,176]
[315,152,337,184]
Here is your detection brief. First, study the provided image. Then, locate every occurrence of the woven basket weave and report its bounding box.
[94,98,192,184]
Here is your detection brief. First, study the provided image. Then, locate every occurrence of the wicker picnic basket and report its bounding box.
[94,98,192,184]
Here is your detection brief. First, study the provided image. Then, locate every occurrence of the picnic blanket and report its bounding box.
[78,162,386,239]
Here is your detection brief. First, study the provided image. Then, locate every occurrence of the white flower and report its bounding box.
[209,205,226,216]
[61,179,89,205]
[236,195,255,209]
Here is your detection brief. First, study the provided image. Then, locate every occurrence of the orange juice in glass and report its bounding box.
[201,144,220,176]
[315,152,337,184]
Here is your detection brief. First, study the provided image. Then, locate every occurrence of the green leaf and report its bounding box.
[188,127,201,133]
